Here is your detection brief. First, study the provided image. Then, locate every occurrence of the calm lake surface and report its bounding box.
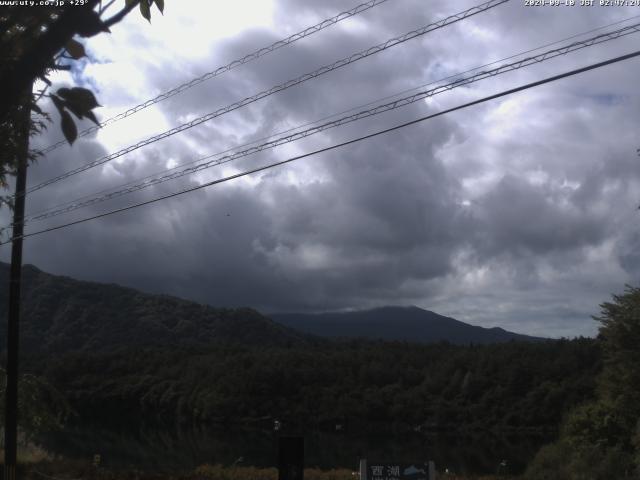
[38,426,553,476]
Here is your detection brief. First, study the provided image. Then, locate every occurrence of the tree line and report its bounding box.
[26,338,600,435]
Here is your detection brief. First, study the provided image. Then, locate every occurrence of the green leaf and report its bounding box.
[57,87,100,110]
[50,95,65,115]
[140,0,151,22]
[71,87,100,109]
[63,101,85,120]
[60,110,78,145]
[84,110,100,126]
[154,0,164,14]
[65,39,86,59]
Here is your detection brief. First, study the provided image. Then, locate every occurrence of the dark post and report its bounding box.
[278,436,304,480]
[4,86,31,480]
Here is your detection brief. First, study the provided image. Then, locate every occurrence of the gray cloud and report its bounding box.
[2,0,640,338]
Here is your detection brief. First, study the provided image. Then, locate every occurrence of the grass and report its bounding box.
[22,464,517,480]
[0,444,54,464]
[1,455,518,480]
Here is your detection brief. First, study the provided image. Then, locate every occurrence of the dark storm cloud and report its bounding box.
[15,105,466,313]
[3,0,640,337]
[470,174,607,256]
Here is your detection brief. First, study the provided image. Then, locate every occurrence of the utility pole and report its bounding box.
[4,84,32,480]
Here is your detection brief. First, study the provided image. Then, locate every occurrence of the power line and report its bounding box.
[20,19,640,223]
[4,48,639,246]
[16,9,639,240]
[251,12,640,143]
[37,0,394,155]
[12,15,640,226]
[22,12,640,219]
[21,20,640,225]
[23,0,509,197]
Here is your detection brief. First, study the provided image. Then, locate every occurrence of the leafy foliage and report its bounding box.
[132,0,164,22]
[51,87,101,144]
[0,367,72,440]
[0,0,165,208]
[595,286,640,417]
[525,286,640,479]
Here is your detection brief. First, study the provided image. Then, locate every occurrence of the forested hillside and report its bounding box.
[0,263,601,438]
[0,263,542,352]
[0,263,309,354]
[524,286,640,479]
[30,339,600,433]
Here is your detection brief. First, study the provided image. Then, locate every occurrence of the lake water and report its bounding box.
[37,425,553,476]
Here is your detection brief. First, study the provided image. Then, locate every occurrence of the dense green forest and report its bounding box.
[0,263,311,355]
[3,262,600,434]
[22,338,599,434]
[3,263,640,478]
[523,286,640,479]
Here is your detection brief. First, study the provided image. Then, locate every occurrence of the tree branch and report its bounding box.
[99,0,118,16]
[103,0,141,28]
[0,0,141,123]
[0,2,100,121]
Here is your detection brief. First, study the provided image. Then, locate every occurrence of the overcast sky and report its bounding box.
[2,0,640,337]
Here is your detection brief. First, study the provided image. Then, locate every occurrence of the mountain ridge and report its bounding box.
[269,305,545,344]
[0,262,309,354]
[0,262,543,353]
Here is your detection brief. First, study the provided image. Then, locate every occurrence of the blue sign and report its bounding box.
[365,462,432,480]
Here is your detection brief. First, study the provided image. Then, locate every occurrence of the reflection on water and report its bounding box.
[38,425,553,476]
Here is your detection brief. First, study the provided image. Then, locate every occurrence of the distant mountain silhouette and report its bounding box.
[0,262,308,354]
[270,306,545,344]
[0,262,543,355]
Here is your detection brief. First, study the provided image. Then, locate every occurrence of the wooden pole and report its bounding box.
[3,85,31,480]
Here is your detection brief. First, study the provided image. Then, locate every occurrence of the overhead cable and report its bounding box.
[37,0,394,155]
[4,48,639,245]
[21,21,640,225]
[24,0,509,196]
